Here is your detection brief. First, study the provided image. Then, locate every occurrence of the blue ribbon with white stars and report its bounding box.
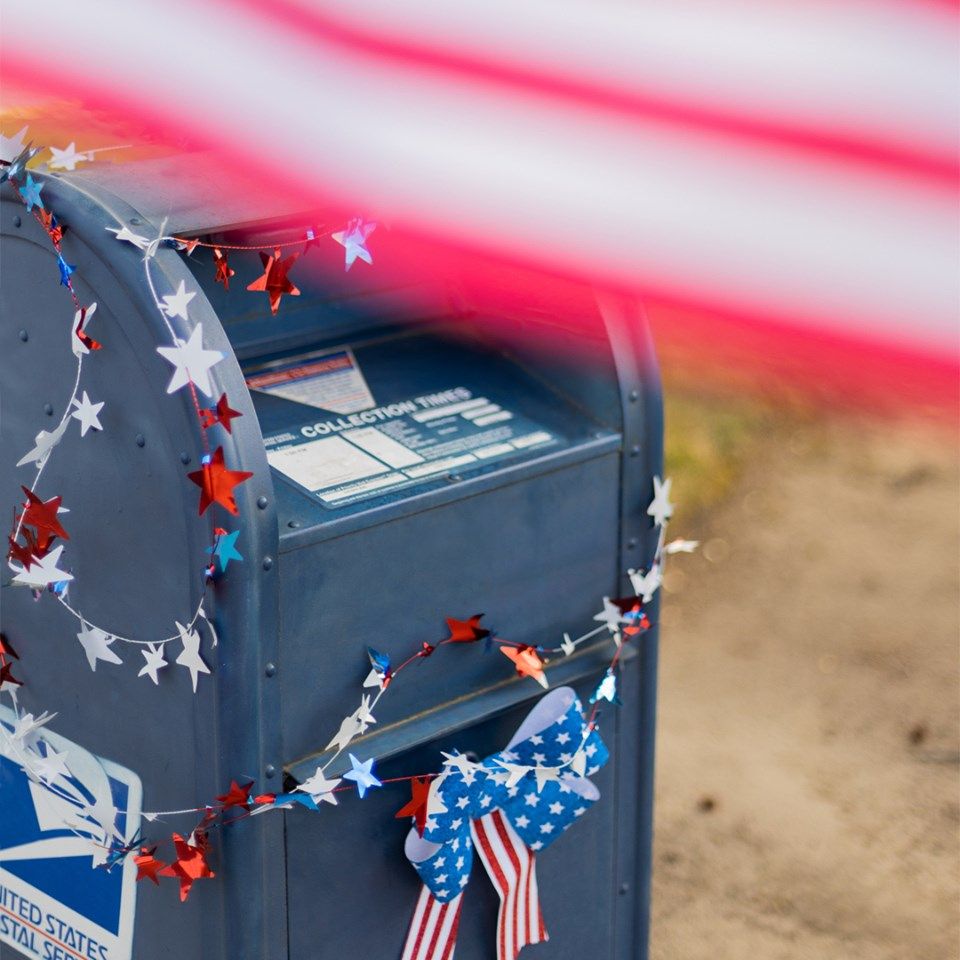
[404,687,608,904]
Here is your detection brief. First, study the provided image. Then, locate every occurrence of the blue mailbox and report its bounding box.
[0,156,663,960]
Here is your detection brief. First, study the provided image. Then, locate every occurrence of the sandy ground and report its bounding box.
[652,416,960,960]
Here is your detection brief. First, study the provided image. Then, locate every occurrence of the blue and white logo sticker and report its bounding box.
[0,706,142,960]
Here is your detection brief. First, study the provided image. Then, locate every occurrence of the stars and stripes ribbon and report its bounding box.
[400,687,607,960]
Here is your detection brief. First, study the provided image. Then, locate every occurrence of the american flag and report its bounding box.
[1,0,957,367]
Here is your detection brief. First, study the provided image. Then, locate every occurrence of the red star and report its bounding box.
[75,305,102,352]
[216,779,254,812]
[500,645,548,688]
[7,535,36,568]
[395,776,433,836]
[200,393,242,433]
[212,248,235,290]
[38,208,65,246]
[20,487,69,541]
[614,597,650,636]
[178,238,200,256]
[159,833,215,902]
[187,447,253,516]
[246,247,300,315]
[0,662,22,690]
[134,846,167,886]
[0,632,20,661]
[445,614,490,644]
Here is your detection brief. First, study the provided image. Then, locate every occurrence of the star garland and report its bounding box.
[0,130,694,925]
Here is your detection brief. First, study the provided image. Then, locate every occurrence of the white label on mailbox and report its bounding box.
[245,347,376,414]
[267,435,390,491]
[261,385,559,507]
[0,707,142,960]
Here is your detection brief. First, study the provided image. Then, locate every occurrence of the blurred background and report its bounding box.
[2,0,957,954]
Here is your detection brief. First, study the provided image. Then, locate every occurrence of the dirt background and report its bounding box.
[651,407,959,959]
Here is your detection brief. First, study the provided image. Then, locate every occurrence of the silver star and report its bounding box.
[297,768,341,805]
[138,643,167,684]
[665,538,699,554]
[76,622,122,672]
[70,391,105,436]
[156,323,222,398]
[159,280,196,322]
[174,621,210,692]
[0,125,29,162]
[106,225,152,250]
[593,596,625,633]
[12,546,73,588]
[48,142,89,172]
[560,632,576,656]
[17,419,68,468]
[628,565,661,603]
[647,475,674,527]
[32,746,71,784]
[326,712,363,752]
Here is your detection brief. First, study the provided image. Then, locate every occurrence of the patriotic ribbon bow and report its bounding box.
[401,686,608,960]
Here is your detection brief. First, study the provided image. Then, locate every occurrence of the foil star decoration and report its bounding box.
[107,225,152,251]
[445,614,490,644]
[72,303,102,355]
[246,247,300,315]
[159,833,215,901]
[647,475,674,527]
[76,622,122,672]
[187,447,253,516]
[18,173,44,211]
[343,754,382,798]
[590,670,621,705]
[70,391,105,436]
[0,141,41,184]
[199,393,242,433]
[628,565,661,603]
[20,487,70,542]
[32,746,71,783]
[134,846,167,885]
[0,632,20,661]
[174,621,210,692]
[156,323,223,398]
[57,254,76,287]
[332,218,375,271]
[500,645,549,688]
[395,776,433,836]
[296,769,342,805]
[216,779,254,812]
[206,529,244,571]
[48,142,89,172]
[177,238,200,256]
[212,248,235,289]
[39,208,65,246]
[17,419,69,468]
[138,643,167,685]
[560,632,576,656]
[0,661,22,694]
[665,538,699,554]
[0,125,29,163]
[364,646,392,689]
[160,280,196,322]
[614,596,649,636]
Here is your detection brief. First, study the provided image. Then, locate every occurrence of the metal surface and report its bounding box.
[1,162,663,960]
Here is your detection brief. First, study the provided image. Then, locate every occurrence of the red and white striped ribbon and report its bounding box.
[401,885,464,960]
[401,810,547,960]
[471,810,548,960]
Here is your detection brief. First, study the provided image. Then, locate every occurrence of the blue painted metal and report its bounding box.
[1,160,664,960]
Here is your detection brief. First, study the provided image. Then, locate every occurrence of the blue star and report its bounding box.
[207,529,244,571]
[343,754,382,798]
[57,254,76,287]
[18,173,44,211]
[590,671,621,705]
[332,218,375,271]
